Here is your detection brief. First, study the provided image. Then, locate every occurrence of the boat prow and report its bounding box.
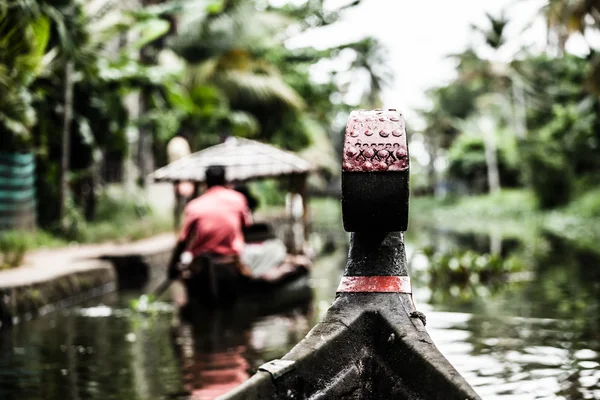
[219,109,480,399]
[222,292,479,399]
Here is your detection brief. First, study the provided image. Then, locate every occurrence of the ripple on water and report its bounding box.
[78,305,113,317]
[419,307,600,399]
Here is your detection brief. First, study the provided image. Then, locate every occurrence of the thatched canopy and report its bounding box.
[150,137,314,183]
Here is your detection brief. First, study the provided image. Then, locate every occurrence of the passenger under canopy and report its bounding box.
[150,137,313,253]
[149,137,315,307]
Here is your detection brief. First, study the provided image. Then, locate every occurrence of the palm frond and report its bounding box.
[216,70,305,110]
[171,2,292,62]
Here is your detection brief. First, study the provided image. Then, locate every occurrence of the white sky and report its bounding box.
[285,0,598,127]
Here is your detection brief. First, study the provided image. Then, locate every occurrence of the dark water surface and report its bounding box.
[1,218,599,399]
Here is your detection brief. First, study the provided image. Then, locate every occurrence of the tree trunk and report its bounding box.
[137,86,154,187]
[136,28,156,187]
[84,149,102,221]
[483,128,501,194]
[511,78,527,139]
[424,135,438,195]
[59,61,74,227]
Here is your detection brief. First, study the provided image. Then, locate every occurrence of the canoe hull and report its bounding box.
[220,293,481,400]
[177,264,312,319]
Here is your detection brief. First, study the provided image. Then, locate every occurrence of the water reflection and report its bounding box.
[170,305,312,399]
[409,228,600,399]
[0,294,187,400]
[1,218,600,399]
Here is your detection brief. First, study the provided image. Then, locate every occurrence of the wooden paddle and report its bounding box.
[151,278,173,299]
[150,251,194,299]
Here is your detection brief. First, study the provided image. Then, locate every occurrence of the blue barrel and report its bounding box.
[0,152,36,230]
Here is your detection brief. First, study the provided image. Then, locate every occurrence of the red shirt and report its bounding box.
[179,186,252,257]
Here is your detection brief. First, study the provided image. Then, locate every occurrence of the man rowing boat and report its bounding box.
[167,164,311,305]
[167,165,254,302]
[168,166,310,305]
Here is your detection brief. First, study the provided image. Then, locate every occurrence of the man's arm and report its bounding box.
[167,219,197,280]
[167,241,186,280]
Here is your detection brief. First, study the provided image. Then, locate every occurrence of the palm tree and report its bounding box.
[542,0,599,53]
[453,13,512,92]
[168,0,390,145]
[540,0,600,94]
[337,37,393,108]
[446,12,516,193]
[3,0,177,226]
[170,0,305,112]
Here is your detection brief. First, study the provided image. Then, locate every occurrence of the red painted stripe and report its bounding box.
[336,276,412,293]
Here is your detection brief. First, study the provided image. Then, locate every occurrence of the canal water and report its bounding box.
[1,209,599,399]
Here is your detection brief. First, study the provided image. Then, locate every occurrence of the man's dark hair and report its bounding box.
[205,165,226,188]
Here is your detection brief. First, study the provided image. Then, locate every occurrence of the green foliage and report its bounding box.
[419,14,598,207]
[250,180,286,208]
[60,196,88,240]
[411,189,600,258]
[0,6,51,151]
[439,190,537,219]
[95,190,153,222]
[447,136,488,190]
[129,293,173,314]
[167,0,388,154]
[1,0,388,234]
[0,231,29,269]
[520,138,574,209]
[29,188,171,244]
[69,189,170,243]
[565,189,600,218]
[0,229,65,269]
[308,198,342,227]
[130,294,157,313]
[424,246,524,287]
[410,190,542,240]
[447,134,521,192]
[516,55,599,209]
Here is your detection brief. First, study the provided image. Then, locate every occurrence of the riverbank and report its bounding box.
[409,189,600,250]
[0,183,175,270]
[0,233,176,328]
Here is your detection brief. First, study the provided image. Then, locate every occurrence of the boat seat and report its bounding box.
[243,223,277,243]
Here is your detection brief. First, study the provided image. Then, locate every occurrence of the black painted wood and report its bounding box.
[344,232,408,277]
[342,171,409,232]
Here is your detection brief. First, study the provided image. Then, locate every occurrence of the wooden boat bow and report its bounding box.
[220,110,481,399]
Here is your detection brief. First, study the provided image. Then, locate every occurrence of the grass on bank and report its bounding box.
[0,189,173,270]
[410,189,600,250]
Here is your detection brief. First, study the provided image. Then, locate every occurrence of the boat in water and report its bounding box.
[219,109,481,399]
[150,138,315,311]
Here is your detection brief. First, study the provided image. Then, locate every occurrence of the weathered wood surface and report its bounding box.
[219,109,481,400]
[342,110,409,232]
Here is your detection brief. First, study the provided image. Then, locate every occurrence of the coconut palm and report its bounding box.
[540,0,600,94]
[8,0,178,225]
[170,0,305,112]
[169,0,389,129]
[422,12,518,194]
[336,37,393,108]
[542,0,599,52]
[451,13,512,92]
